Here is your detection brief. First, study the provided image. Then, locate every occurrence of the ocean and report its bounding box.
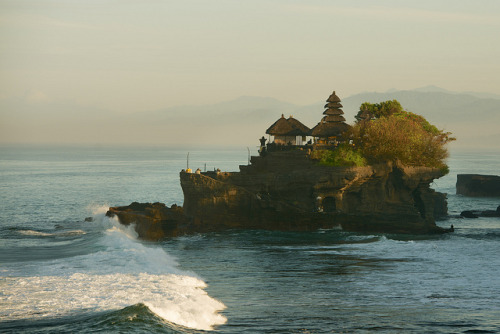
[1,145,499,333]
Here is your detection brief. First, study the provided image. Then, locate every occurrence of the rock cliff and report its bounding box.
[180,150,449,234]
[107,150,450,239]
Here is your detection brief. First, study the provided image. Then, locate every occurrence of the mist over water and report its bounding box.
[1,146,500,333]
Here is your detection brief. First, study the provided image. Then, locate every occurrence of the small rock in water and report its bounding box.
[460,211,478,218]
[84,217,94,222]
[460,208,500,218]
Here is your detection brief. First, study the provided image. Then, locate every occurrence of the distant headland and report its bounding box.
[107,90,455,240]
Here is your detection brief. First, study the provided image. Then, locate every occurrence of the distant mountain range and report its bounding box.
[411,85,500,100]
[1,87,499,150]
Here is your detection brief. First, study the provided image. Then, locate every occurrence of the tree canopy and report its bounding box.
[349,100,455,169]
[355,99,403,122]
[314,99,455,170]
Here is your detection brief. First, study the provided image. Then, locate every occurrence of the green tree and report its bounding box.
[356,100,403,122]
[350,102,455,169]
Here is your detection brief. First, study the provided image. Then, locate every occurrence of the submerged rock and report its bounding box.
[457,174,500,197]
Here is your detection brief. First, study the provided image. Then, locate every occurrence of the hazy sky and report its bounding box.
[1,0,500,113]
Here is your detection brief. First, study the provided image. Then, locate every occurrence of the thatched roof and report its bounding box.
[310,121,351,137]
[323,108,344,116]
[324,102,343,109]
[266,114,292,135]
[286,116,311,135]
[309,90,352,138]
[266,114,310,136]
[326,91,341,103]
[322,115,346,123]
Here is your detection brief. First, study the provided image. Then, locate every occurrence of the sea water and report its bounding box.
[1,145,499,333]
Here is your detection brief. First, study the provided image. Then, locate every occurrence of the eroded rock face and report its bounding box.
[457,174,500,197]
[106,202,188,240]
[180,151,449,234]
[107,151,449,240]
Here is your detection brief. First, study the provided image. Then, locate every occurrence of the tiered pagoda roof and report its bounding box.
[310,91,351,138]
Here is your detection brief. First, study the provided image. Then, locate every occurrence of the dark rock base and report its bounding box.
[106,202,188,240]
[460,205,500,218]
[457,174,500,197]
[106,200,453,241]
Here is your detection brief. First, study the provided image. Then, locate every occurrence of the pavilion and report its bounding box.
[265,114,310,145]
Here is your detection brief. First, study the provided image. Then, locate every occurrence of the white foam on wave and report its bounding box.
[89,204,111,216]
[18,229,53,237]
[1,273,226,331]
[17,229,87,237]
[62,229,87,236]
[2,209,227,331]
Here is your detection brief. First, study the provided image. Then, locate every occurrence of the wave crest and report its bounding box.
[3,210,226,331]
[1,273,226,331]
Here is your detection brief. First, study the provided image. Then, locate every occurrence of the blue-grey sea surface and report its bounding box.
[1,146,499,333]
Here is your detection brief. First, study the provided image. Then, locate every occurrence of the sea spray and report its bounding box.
[1,273,226,331]
[0,206,227,331]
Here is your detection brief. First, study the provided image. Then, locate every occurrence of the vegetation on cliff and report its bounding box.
[311,144,366,167]
[313,100,455,170]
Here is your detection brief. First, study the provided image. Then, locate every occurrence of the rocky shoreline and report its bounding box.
[106,150,454,240]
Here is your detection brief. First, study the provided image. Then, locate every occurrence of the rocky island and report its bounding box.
[456,174,500,197]
[107,91,454,240]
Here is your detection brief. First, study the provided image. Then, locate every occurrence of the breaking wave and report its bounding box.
[1,205,226,331]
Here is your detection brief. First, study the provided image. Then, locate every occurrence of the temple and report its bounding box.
[310,91,351,145]
[263,91,352,152]
[265,114,310,145]
[107,88,452,238]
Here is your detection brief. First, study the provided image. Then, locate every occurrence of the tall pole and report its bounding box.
[187,152,189,170]
[247,147,250,165]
